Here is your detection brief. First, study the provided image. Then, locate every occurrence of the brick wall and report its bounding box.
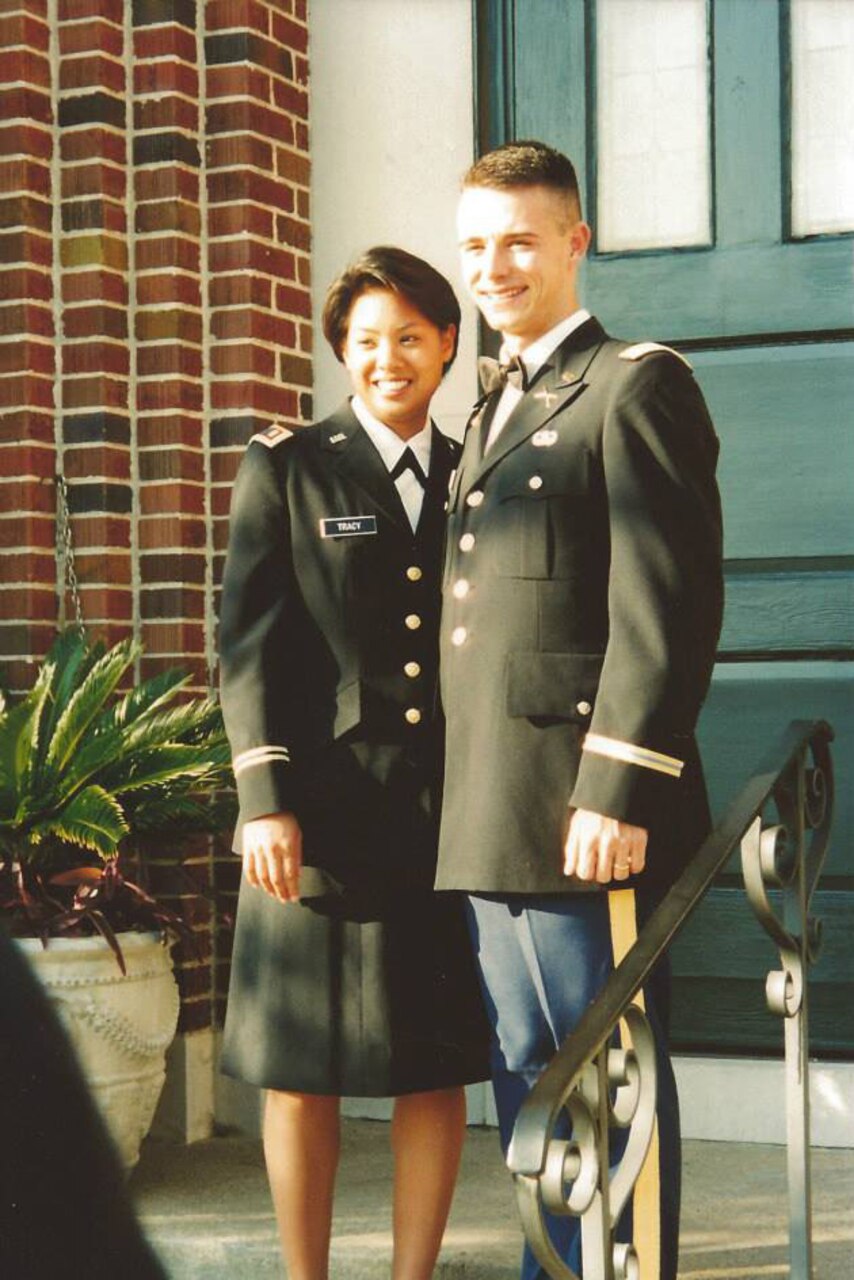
[0,0,311,1035]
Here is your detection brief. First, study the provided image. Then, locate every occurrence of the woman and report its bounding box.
[219,246,489,1280]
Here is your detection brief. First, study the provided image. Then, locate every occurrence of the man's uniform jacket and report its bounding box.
[219,402,461,906]
[436,315,724,895]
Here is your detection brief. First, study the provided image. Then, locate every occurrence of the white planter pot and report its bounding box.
[16,932,180,1170]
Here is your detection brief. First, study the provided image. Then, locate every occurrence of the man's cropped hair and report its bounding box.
[462,140,582,223]
[323,245,461,372]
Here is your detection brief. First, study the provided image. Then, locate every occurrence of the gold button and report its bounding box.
[404,661,421,678]
[405,707,422,725]
[405,614,422,630]
[406,565,422,582]
[451,626,467,646]
[576,700,592,716]
[466,490,484,508]
[459,533,475,552]
[528,475,543,491]
[452,579,470,600]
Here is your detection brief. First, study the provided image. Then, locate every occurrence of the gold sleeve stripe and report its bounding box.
[582,733,684,778]
[233,745,291,775]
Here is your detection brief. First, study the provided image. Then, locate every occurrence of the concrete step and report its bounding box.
[131,1120,854,1279]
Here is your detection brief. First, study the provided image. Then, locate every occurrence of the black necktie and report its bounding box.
[390,447,427,488]
[477,354,529,395]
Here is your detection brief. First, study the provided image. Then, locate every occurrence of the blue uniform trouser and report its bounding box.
[465,890,680,1280]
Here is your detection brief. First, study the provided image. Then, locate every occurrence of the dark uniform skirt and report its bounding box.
[220,877,490,1097]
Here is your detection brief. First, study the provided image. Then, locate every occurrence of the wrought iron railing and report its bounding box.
[508,719,834,1280]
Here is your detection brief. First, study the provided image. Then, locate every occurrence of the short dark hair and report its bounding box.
[462,140,582,223]
[322,245,461,372]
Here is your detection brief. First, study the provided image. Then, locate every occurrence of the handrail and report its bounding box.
[508,719,835,1280]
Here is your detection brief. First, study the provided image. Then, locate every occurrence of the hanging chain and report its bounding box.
[56,475,85,634]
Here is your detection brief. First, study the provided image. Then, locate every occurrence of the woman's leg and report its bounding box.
[390,1085,467,1280]
[263,1089,341,1280]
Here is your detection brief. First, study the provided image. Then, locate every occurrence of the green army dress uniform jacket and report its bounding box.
[436,315,724,895]
[219,402,461,907]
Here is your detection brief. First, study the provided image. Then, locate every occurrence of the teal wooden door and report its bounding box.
[477,0,854,1054]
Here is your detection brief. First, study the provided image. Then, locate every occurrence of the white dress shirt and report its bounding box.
[351,396,432,531]
[484,308,592,453]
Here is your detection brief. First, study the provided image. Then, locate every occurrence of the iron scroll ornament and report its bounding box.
[739,728,833,1280]
[512,1002,656,1280]
[506,721,834,1280]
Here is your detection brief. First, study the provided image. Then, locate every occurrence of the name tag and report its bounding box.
[319,515,378,539]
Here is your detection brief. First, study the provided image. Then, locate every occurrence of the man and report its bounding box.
[436,141,723,1279]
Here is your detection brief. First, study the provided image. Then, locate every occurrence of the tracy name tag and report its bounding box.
[320,515,378,539]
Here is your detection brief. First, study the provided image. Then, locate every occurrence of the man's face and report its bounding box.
[457,184,590,351]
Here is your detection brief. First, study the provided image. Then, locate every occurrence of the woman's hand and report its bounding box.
[242,812,303,904]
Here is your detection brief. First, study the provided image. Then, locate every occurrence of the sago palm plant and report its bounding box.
[0,628,235,959]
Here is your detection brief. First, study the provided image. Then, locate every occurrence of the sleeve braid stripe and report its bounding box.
[582,733,684,779]
[233,745,291,775]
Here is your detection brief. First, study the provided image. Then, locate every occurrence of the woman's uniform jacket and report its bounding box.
[219,402,460,906]
[436,315,724,895]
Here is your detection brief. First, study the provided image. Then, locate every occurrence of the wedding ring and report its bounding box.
[614,861,630,872]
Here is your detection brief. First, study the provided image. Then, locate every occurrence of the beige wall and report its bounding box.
[309,0,477,441]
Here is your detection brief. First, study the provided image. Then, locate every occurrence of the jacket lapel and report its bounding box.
[450,395,490,510]
[416,425,456,545]
[321,402,411,532]
[461,316,607,496]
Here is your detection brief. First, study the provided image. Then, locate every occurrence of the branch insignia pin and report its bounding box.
[533,387,558,409]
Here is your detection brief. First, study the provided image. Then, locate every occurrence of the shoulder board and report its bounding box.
[249,424,293,449]
[619,342,693,370]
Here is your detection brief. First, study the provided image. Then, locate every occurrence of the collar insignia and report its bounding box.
[329,432,347,444]
[250,424,293,448]
[533,386,559,409]
[532,429,558,448]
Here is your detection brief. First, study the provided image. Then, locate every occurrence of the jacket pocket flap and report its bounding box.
[333,677,361,738]
[506,651,604,719]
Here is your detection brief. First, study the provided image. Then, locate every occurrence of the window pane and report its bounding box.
[596,0,711,252]
[790,0,854,237]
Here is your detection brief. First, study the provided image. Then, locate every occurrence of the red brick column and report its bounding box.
[0,0,312,1058]
[134,2,207,690]
[58,0,133,650]
[0,0,55,691]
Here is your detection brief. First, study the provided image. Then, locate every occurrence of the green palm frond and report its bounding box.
[0,695,38,799]
[105,744,229,795]
[118,696,223,753]
[15,660,57,797]
[37,630,101,750]
[122,791,236,834]
[99,667,191,735]
[44,638,138,777]
[27,784,128,861]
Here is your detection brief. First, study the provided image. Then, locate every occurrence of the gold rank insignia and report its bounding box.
[250,423,293,448]
[532,429,558,448]
[619,342,693,370]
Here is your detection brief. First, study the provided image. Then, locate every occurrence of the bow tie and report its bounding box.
[477,354,529,395]
[390,446,427,488]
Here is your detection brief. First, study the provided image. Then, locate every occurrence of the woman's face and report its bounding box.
[341,288,456,439]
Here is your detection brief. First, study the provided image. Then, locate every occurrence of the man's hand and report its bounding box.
[242,812,303,904]
[564,809,647,884]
